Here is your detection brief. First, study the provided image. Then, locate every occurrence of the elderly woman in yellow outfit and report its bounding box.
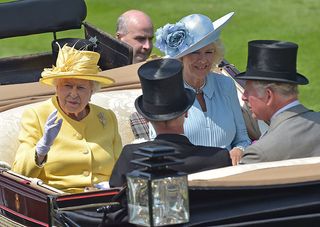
[12,45,122,193]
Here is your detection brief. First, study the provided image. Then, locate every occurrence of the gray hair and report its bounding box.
[91,81,101,93]
[116,14,128,35]
[252,80,299,98]
[53,79,101,94]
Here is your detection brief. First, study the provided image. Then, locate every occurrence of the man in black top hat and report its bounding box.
[109,58,231,187]
[237,40,320,164]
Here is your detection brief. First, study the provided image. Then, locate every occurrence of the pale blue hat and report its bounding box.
[155,12,234,58]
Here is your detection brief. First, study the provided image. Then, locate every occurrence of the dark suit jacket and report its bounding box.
[109,134,232,187]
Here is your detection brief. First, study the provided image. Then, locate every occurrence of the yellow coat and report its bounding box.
[12,97,122,193]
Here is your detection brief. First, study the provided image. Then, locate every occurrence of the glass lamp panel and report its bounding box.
[152,175,189,226]
[127,176,150,226]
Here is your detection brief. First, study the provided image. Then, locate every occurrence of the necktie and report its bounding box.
[197,91,207,112]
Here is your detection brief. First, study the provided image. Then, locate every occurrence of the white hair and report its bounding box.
[53,78,101,93]
[252,80,299,98]
[91,81,101,93]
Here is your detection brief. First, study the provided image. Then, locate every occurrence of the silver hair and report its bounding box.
[91,81,101,93]
[252,80,298,98]
[53,79,101,94]
[116,14,128,35]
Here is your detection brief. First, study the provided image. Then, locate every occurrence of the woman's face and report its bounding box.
[182,43,215,81]
[56,78,93,119]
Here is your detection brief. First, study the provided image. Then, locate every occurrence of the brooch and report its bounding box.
[97,112,106,128]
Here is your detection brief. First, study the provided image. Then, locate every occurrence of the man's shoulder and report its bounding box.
[121,140,178,159]
[277,106,320,128]
[303,109,320,123]
[123,135,227,154]
[123,137,187,153]
[122,141,162,152]
[123,141,150,149]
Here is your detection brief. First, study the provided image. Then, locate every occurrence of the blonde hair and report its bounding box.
[211,39,225,69]
[181,39,225,72]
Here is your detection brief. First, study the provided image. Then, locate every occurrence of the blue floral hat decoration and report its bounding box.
[155,12,234,58]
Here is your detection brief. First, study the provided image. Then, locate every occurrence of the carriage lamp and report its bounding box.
[126,146,189,226]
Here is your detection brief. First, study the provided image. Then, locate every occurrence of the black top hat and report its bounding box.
[236,40,308,85]
[135,58,196,121]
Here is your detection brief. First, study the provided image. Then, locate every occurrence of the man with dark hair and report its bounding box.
[238,40,320,164]
[116,10,154,63]
[110,58,231,187]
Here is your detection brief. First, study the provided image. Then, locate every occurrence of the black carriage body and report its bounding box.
[187,182,320,226]
[0,168,121,226]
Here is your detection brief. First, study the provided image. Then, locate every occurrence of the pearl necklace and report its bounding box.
[184,78,207,94]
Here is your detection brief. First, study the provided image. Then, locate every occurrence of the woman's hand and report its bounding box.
[36,110,63,159]
[229,147,243,166]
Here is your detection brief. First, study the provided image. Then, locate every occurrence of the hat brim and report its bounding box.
[40,74,115,86]
[135,88,196,121]
[173,12,234,58]
[236,71,309,85]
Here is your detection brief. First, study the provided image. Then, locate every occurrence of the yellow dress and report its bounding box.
[12,96,122,193]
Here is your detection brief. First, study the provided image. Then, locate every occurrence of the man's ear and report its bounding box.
[116,32,121,39]
[265,87,274,106]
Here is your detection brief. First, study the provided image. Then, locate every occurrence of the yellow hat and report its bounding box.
[40,45,114,86]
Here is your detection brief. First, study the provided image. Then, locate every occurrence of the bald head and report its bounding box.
[116,10,154,63]
[116,10,153,34]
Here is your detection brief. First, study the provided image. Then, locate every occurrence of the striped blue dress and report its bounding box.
[150,72,251,151]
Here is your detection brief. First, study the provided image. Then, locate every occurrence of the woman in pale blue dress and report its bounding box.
[152,12,251,165]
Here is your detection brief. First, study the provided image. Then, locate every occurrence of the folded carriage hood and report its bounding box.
[0,0,86,39]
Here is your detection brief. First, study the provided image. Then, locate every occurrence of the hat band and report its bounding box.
[246,68,298,82]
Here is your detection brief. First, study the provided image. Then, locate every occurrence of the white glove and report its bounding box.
[36,110,63,156]
[94,181,110,190]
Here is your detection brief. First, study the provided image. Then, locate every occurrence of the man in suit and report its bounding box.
[116,10,154,63]
[237,40,320,164]
[109,58,232,187]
